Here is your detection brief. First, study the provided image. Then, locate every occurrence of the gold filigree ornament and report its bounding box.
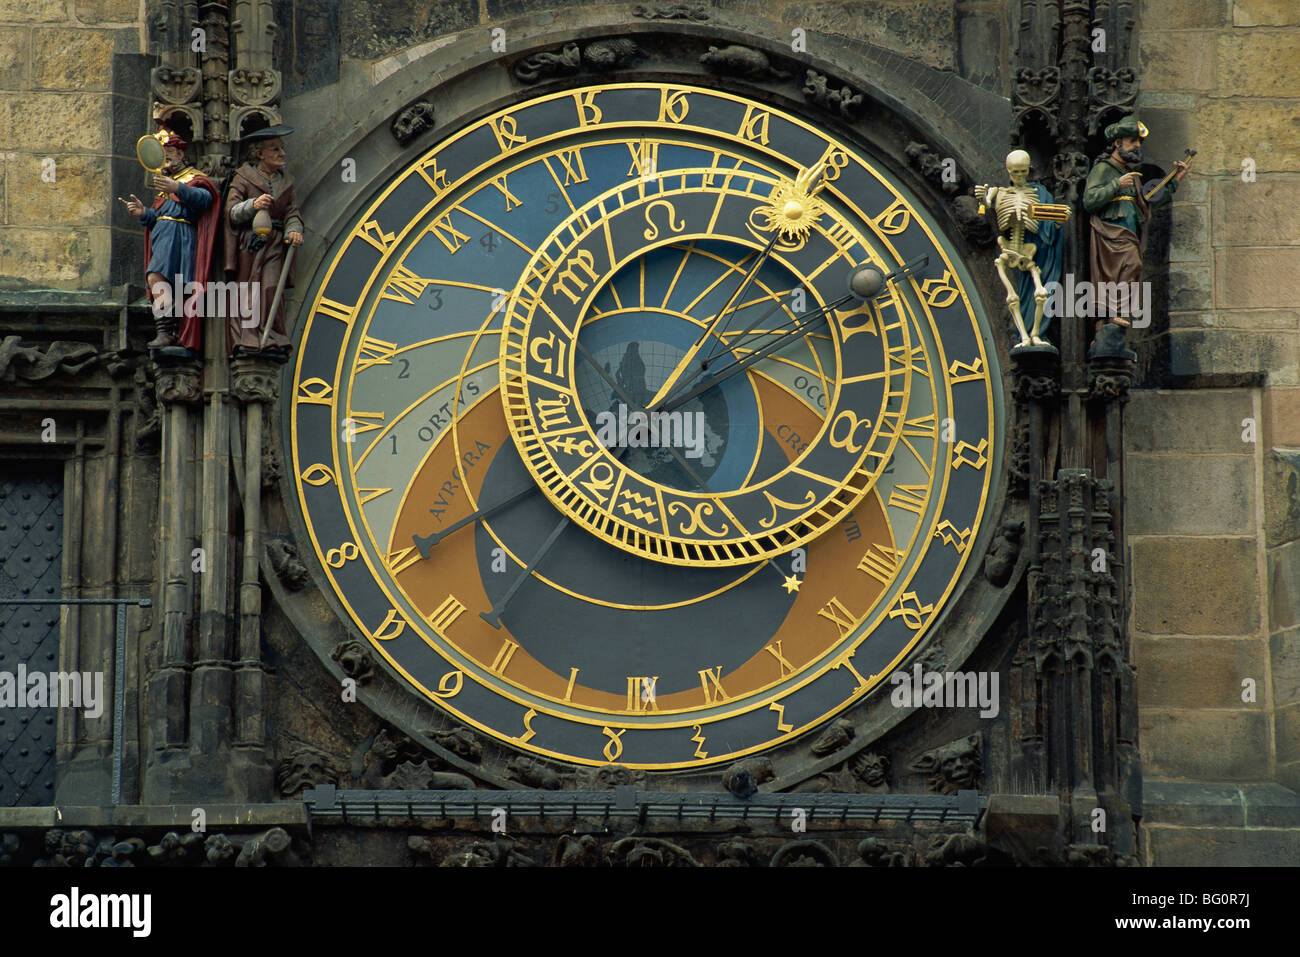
[754,164,830,244]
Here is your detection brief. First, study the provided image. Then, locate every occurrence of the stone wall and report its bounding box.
[1127,0,1300,864]
[0,0,145,292]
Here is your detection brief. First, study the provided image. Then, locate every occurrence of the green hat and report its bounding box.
[1104,116,1149,142]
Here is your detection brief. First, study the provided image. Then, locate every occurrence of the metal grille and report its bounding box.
[304,787,985,827]
[0,464,62,806]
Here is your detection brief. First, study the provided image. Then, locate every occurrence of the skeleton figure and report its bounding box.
[974,150,1064,348]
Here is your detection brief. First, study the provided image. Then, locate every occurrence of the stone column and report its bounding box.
[143,355,202,802]
[229,357,278,800]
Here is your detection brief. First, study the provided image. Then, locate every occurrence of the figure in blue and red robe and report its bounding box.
[121,129,220,351]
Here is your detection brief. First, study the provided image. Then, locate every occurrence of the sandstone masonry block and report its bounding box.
[1265,447,1300,547]
[1125,389,1255,454]
[1265,387,1300,446]
[1218,33,1300,99]
[23,92,111,151]
[1142,0,1227,27]
[1168,262,1212,313]
[1168,202,1208,262]
[1268,538,1300,630]
[1147,824,1300,866]
[7,153,108,226]
[1126,454,1254,536]
[1215,248,1300,310]
[0,226,94,287]
[1140,710,1271,779]
[1195,99,1300,174]
[1132,536,1259,635]
[1139,31,1216,91]
[780,1,956,70]
[31,27,115,91]
[0,28,29,89]
[1272,625,1300,709]
[1134,635,1268,709]
[1213,176,1300,246]
[1170,329,1300,387]
[74,0,142,22]
[0,0,66,21]
[1233,0,1300,26]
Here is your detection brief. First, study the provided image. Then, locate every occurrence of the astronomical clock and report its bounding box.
[286,81,1003,774]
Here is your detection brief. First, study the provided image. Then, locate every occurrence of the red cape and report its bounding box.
[143,170,221,351]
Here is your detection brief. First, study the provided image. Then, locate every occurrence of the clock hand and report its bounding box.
[574,338,797,589]
[645,235,779,410]
[412,479,537,557]
[662,292,853,412]
[480,511,569,629]
[664,257,929,412]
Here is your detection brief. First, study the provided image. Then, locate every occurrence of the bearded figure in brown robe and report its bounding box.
[223,125,303,358]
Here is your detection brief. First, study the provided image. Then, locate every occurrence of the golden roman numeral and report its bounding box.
[626,676,660,712]
[557,148,588,185]
[428,594,465,631]
[888,484,928,515]
[381,265,433,304]
[345,410,384,436]
[822,217,857,250]
[492,174,523,211]
[489,638,519,675]
[857,544,903,584]
[903,413,938,437]
[428,212,470,253]
[765,640,794,676]
[387,545,420,575]
[358,487,390,505]
[315,297,356,324]
[627,139,659,178]
[818,596,859,638]
[355,336,398,372]
[698,666,729,704]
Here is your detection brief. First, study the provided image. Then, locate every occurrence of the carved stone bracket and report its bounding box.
[152,356,202,405]
[1086,66,1138,135]
[230,356,281,405]
[1011,66,1061,139]
[391,100,435,146]
[151,65,203,105]
[228,67,281,107]
[1011,349,1061,405]
[1087,355,1135,403]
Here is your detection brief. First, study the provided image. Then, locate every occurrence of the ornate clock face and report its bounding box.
[288,82,1001,769]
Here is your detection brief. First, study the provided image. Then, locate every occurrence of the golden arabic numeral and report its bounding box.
[602,727,625,762]
[888,591,935,631]
[920,271,961,309]
[690,725,708,760]
[297,377,333,406]
[658,89,690,123]
[737,104,771,145]
[488,113,527,152]
[372,608,405,641]
[415,155,449,195]
[435,671,464,698]
[947,357,985,384]
[300,463,336,486]
[871,198,911,235]
[952,439,989,471]
[770,701,793,733]
[325,541,359,567]
[817,144,850,183]
[516,709,539,744]
[573,90,603,126]
[353,218,396,253]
